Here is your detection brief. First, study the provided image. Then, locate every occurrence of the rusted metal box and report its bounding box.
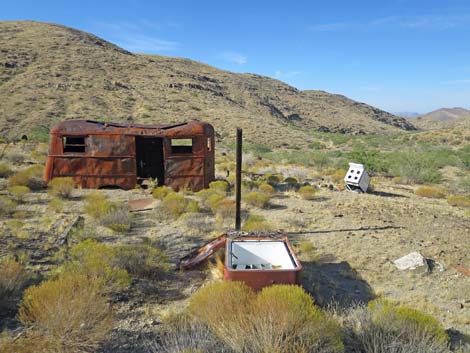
[43,120,215,191]
[224,236,302,291]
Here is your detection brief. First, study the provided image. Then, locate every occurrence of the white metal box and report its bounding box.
[344,162,370,192]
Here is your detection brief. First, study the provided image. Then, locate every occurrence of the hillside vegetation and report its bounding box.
[0,21,415,146]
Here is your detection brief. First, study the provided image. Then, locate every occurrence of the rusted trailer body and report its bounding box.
[44,120,215,191]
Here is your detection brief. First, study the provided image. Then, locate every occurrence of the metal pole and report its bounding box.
[235,128,242,231]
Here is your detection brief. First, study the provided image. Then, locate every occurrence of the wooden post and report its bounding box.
[235,128,242,231]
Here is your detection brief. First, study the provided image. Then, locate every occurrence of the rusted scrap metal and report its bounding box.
[44,120,215,191]
[179,231,302,291]
[128,198,159,212]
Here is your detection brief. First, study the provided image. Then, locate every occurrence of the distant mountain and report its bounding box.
[413,107,470,129]
[0,21,416,145]
[395,112,421,118]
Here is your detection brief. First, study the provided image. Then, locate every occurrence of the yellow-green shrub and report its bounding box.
[206,193,225,213]
[330,169,347,183]
[84,191,112,218]
[447,195,470,208]
[244,191,270,208]
[47,198,64,213]
[415,186,446,199]
[8,165,45,190]
[265,173,283,186]
[215,198,236,223]
[84,192,131,232]
[298,185,317,200]
[57,239,130,291]
[47,177,75,198]
[0,196,16,216]
[368,299,448,344]
[152,185,173,200]
[242,214,273,232]
[0,257,31,311]
[7,185,30,202]
[0,162,13,178]
[18,274,113,353]
[209,180,230,193]
[258,182,275,195]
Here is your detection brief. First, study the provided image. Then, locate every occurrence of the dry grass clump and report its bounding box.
[0,162,13,178]
[329,169,347,183]
[415,186,447,199]
[47,197,64,213]
[298,185,318,200]
[57,239,131,291]
[18,274,113,353]
[179,213,215,235]
[84,191,132,232]
[115,240,170,279]
[214,198,236,224]
[48,177,75,198]
[8,164,45,190]
[242,214,273,232]
[0,257,31,313]
[244,191,270,208]
[7,185,29,202]
[0,195,16,216]
[338,301,449,353]
[187,282,343,353]
[152,185,173,200]
[158,192,200,220]
[4,151,25,164]
[296,241,316,260]
[447,195,470,208]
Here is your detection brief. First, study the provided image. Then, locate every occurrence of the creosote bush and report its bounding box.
[158,192,200,219]
[57,239,130,291]
[447,195,470,208]
[48,177,75,198]
[415,186,447,199]
[188,282,343,353]
[7,185,30,202]
[18,274,113,353]
[152,185,173,200]
[84,191,132,232]
[244,191,270,208]
[0,162,13,178]
[209,180,230,193]
[8,165,45,190]
[47,197,64,213]
[0,195,16,216]
[0,257,31,312]
[258,182,275,195]
[242,214,273,232]
[298,185,317,200]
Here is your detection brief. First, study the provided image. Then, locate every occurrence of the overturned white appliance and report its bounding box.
[344,162,370,192]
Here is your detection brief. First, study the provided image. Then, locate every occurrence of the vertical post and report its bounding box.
[235,128,242,231]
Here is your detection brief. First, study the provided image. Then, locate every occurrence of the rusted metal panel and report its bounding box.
[179,234,227,270]
[44,119,215,191]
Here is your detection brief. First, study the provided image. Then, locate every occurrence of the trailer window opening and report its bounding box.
[63,136,86,153]
[171,138,193,154]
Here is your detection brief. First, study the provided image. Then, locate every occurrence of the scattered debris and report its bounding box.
[128,198,158,212]
[450,264,470,277]
[344,162,370,193]
[393,252,429,272]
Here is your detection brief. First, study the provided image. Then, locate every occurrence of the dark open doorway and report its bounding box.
[135,137,164,185]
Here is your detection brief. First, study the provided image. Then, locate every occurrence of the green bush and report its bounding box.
[258,182,275,195]
[47,198,64,213]
[84,192,132,232]
[57,239,130,291]
[152,185,173,200]
[298,185,317,200]
[115,240,170,278]
[18,274,113,353]
[0,196,16,216]
[214,198,236,223]
[242,214,273,232]
[244,191,270,208]
[447,195,470,208]
[209,180,230,193]
[206,193,225,213]
[0,257,31,313]
[7,185,30,202]
[390,151,442,184]
[47,177,75,198]
[0,162,13,178]
[8,165,45,190]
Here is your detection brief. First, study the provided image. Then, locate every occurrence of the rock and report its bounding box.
[393,252,430,272]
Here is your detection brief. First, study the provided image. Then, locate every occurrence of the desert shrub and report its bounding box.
[415,186,446,199]
[339,304,449,353]
[18,274,113,353]
[258,182,275,195]
[47,198,64,213]
[84,192,131,232]
[8,165,45,190]
[84,191,112,218]
[0,162,13,178]
[390,151,442,184]
[298,185,317,200]
[447,195,470,208]
[57,239,130,291]
[0,257,31,313]
[283,176,298,186]
[115,240,170,278]
[180,213,215,235]
[149,312,230,353]
[296,241,316,260]
[215,198,236,224]
[7,185,30,202]
[206,193,225,213]
[242,214,273,232]
[349,148,390,175]
[0,331,51,353]
[244,191,270,208]
[0,196,16,216]
[265,173,283,186]
[48,177,75,198]
[4,151,25,164]
[152,185,173,200]
[330,169,347,183]
[209,180,230,193]
[158,193,200,220]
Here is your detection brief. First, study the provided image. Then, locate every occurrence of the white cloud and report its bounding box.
[218,51,247,65]
[274,70,302,79]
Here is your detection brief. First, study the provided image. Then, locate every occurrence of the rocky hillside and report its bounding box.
[413,107,470,129]
[0,21,416,145]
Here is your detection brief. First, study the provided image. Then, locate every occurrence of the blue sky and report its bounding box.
[2,0,470,113]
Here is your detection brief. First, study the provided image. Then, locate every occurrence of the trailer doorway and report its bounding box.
[135,137,164,185]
